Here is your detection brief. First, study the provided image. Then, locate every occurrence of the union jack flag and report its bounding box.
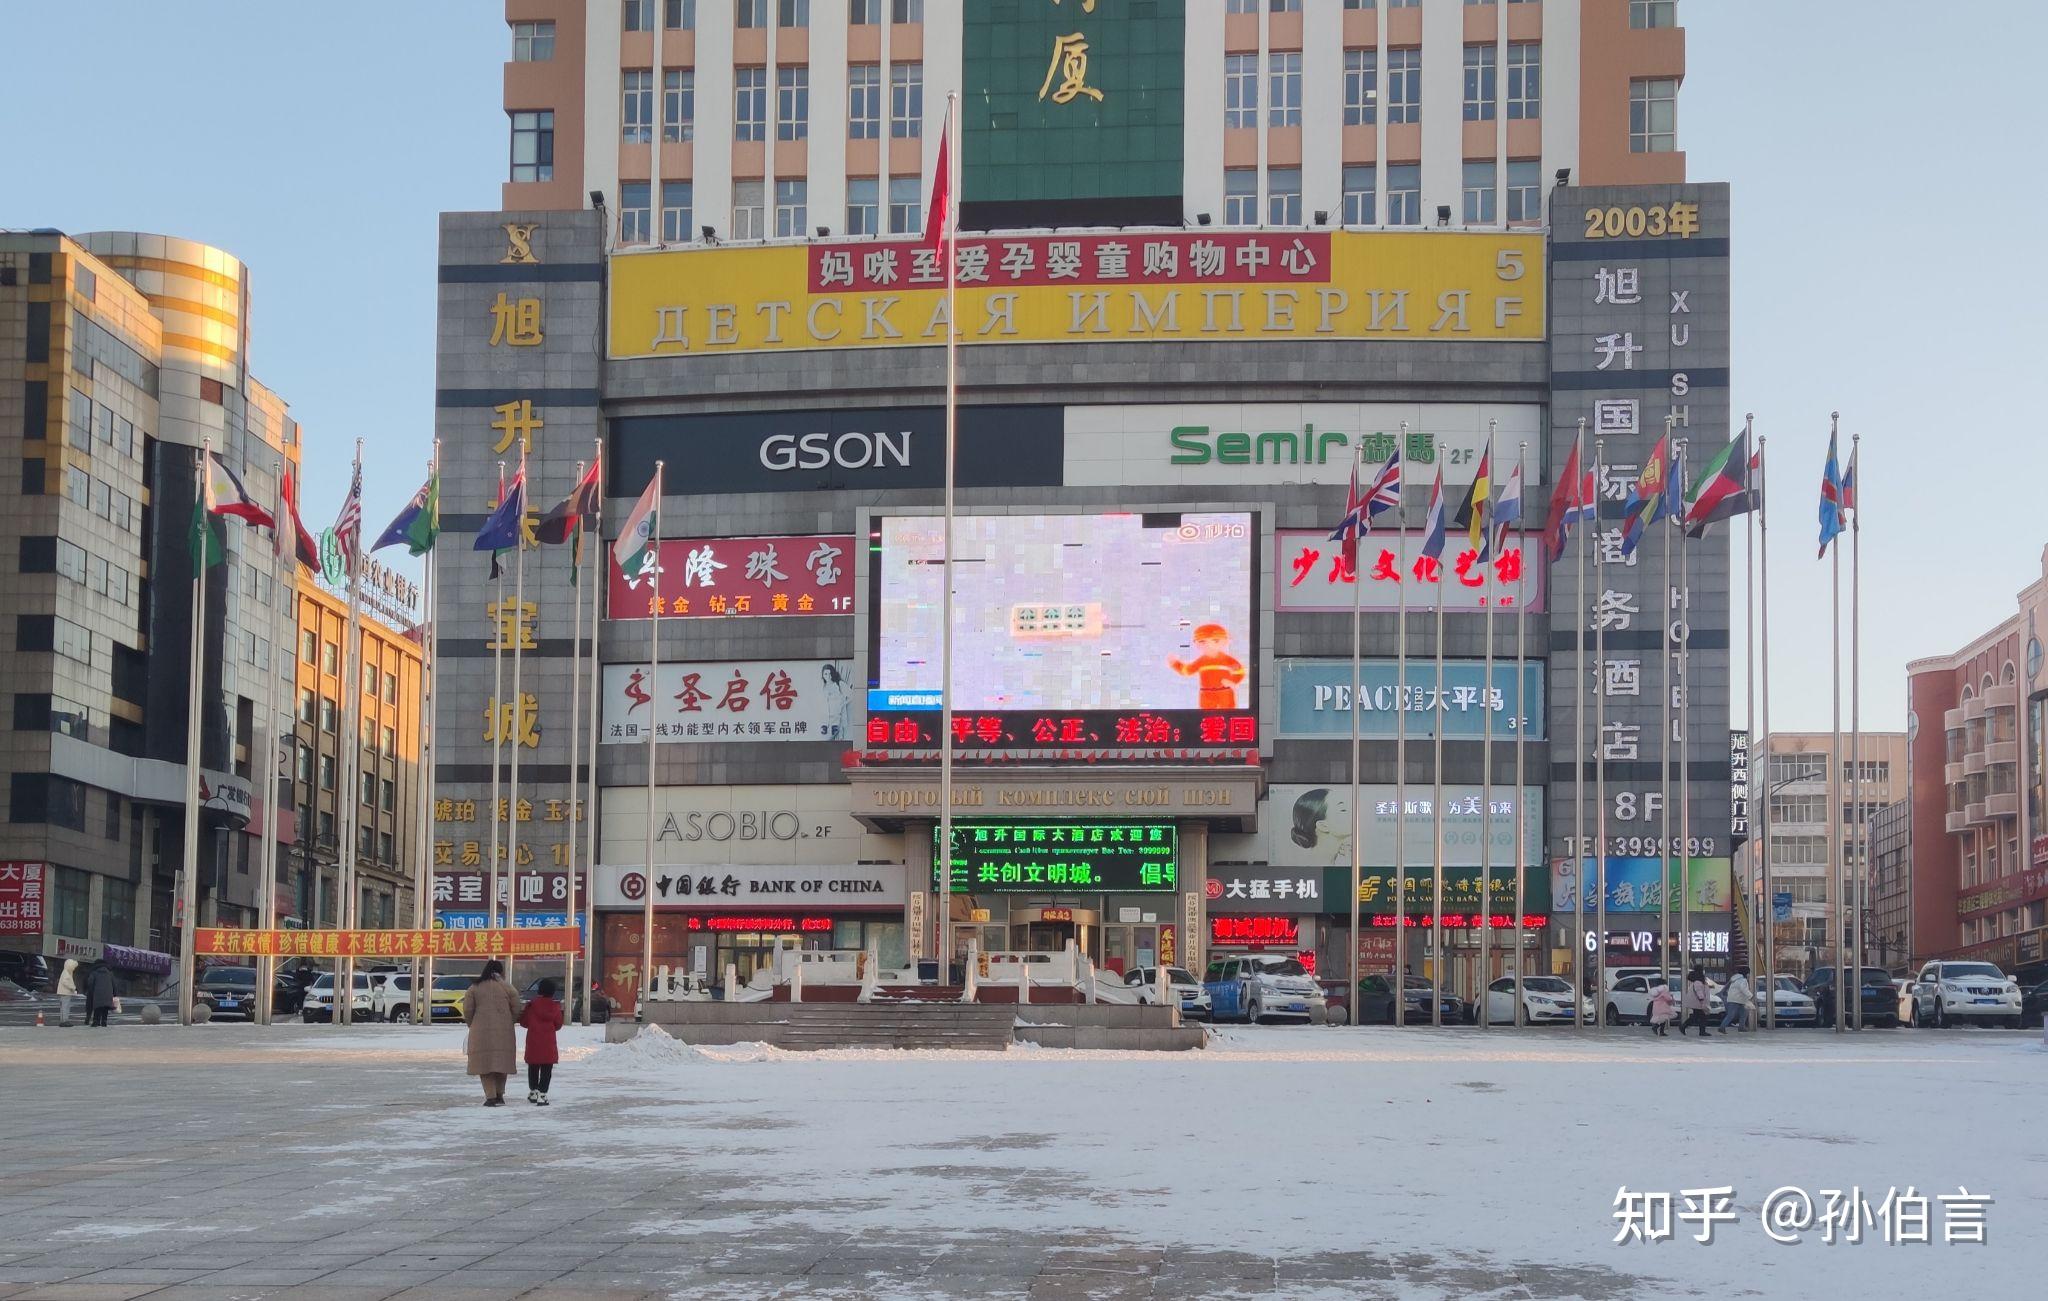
[1328,446,1401,567]
[333,459,363,577]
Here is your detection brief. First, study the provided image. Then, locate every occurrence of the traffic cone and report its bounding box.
[35,1010,45,1026]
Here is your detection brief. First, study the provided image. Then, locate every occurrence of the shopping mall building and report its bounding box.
[431,0,1734,1012]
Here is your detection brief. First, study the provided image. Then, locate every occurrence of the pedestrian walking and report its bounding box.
[518,977,565,1106]
[1720,967,1753,1033]
[1648,981,1677,1037]
[56,958,79,1026]
[1679,965,1714,1038]
[462,960,523,1106]
[83,962,116,1028]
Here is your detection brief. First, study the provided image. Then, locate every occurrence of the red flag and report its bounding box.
[280,465,321,570]
[923,108,952,249]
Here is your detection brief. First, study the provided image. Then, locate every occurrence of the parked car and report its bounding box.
[1903,961,2025,1028]
[1315,977,1351,1025]
[382,973,468,1023]
[0,951,51,992]
[300,972,389,1023]
[1124,966,1211,1020]
[1480,974,1580,1025]
[1355,973,1464,1025]
[1605,974,1722,1026]
[1799,966,1899,1027]
[2022,979,2048,1030]
[1755,975,1819,1026]
[196,966,265,1021]
[519,976,608,1023]
[1202,954,1321,1023]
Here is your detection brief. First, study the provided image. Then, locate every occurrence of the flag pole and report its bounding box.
[506,443,531,981]
[419,443,440,1024]
[1676,437,1693,995]
[1430,477,1447,1027]
[1593,435,1609,1023]
[1658,422,1674,989]
[1512,439,1529,1026]
[1740,417,1765,1026]
[338,438,365,1023]
[641,462,663,1013]
[580,438,605,1021]
[1479,419,1497,1026]
[1393,423,1409,1021]
[1829,413,1845,1034]
[1571,418,1587,1028]
[562,457,587,1010]
[488,461,506,950]
[936,90,960,986]
[1758,436,1775,1010]
[256,458,284,1025]
[177,441,211,1027]
[1849,431,1862,1028]
[1347,438,1365,1019]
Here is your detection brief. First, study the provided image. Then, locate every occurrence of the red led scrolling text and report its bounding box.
[1368,914,1549,930]
[866,712,1258,748]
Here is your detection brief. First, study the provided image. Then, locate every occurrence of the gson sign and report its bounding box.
[610,404,1063,494]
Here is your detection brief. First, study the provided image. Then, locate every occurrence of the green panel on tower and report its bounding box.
[961,0,1185,230]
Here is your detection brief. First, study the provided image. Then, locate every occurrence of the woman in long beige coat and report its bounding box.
[462,960,523,1106]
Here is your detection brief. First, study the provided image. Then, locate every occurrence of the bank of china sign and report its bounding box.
[609,231,1544,358]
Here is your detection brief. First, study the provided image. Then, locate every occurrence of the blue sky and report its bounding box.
[5,1,2041,733]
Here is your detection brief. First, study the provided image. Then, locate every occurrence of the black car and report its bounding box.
[196,966,264,1020]
[1802,966,1900,1028]
[2023,979,2048,1030]
[0,951,52,993]
[1356,973,1466,1025]
[519,976,610,1023]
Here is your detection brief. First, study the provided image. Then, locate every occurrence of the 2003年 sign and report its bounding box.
[196,927,583,958]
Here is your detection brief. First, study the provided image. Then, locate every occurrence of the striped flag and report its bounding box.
[332,459,363,578]
[1418,468,1448,563]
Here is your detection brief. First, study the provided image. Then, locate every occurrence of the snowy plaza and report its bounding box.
[0,1024,2041,1300]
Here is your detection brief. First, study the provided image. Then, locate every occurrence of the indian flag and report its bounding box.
[612,472,661,588]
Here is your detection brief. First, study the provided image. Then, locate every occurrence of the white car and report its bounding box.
[1203,954,1321,1024]
[1125,965,1211,1020]
[1604,973,1722,1026]
[300,971,391,1023]
[1904,960,2025,1028]
[1756,975,1817,1026]
[1480,974,1580,1025]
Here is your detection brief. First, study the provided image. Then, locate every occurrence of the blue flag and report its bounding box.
[473,470,526,553]
[1817,429,1844,558]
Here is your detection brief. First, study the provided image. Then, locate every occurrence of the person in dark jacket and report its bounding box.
[83,962,117,1027]
[517,977,565,1106]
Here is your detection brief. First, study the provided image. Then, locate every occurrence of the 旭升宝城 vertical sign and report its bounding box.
[962,0,1186,228]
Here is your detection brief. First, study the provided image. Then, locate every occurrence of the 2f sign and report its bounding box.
[1614,792,1663,822]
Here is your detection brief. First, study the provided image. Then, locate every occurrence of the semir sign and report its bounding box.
[760,429,910,472]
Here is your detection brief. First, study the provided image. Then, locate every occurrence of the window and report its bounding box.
[850,0,880,21]
[1343,0,1374,7]
[1463,45,1496,121]
[298,687,316,724]
[734,67,768,141]
[1224,54,1258,129]
[887,176,920,234]
[891,63,923,138]
[53,616,90,666]
[1267,53,1301,127]
[1343,50,1377,126]
[1386,48,1420,124]
[779,0,808,24]
[1386,163,1421,225]
[777,67,809,141]
[361,770,376,808]
[1227,0,1257,10]
[662,70,694,141]
[379,833,395,866]
[774,179,808,238]
[665,0,695,27]
[363,664,379,697]
[101,877,133,944]
[52,866,90,935]
[1505,160,1540,223]
[317,810,335,844]
[1769,753,1827,784]
[380,777,396,813]
[320,697,337,733]
[116,417,134,457]
[509,110,554,182]
[384,672,396,705]
[65,467,89,508]
[617,182,652,244]
[383,724,397,756]
[661,181,694,243]
[848,64,881,139]
[1631,0,1677,29]
[295,743,313,783]
[623,70,654,143]
[1267,168,1301,226]
[1507,43,1540,120]
[846,178,879,235]
[891,0,922,20]
[321,641,338,673]
[68,388,91,450]
[624,0,654,31]
[735,0,766,26]
[1770,794,1829,825]
[56,539,87,586]
[511,20,554,61]
[1223,169,1258,226]
[94,403,114,445]
[318,753,335,791]
[732,181,765,240]
[1630,78,1677,153]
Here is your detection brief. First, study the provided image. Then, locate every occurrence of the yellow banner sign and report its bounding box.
[608,230,1544,358]
[196,926,582,959]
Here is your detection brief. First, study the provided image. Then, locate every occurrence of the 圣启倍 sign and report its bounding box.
[0,861,44,936]
[1276,659,1545,740]
[601,660,855,744]
[936,822,1179,894]
[608,231,1545,358]
[1208,915,1301,948]
[607,534,853,621]
[1273,529,1546,614]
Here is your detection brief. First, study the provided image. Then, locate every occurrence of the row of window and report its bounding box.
[50,538,134,608]
[1222,158,1542,228]
[62,465,142,535]
[16,613,96,668]
[66,388,140,459]
[619,0,923,36]
[296,687,401,755]
[618,61,921,148]
[298,627,402,704]
[1226,45,1537,130]
[618,175,921,244]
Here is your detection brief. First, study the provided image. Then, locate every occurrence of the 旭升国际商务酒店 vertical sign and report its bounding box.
[962,1,1186,227]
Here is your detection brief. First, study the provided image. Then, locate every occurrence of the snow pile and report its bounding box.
[587,1022,710,1069]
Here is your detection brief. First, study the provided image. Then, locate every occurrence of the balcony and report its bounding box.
[1943,707,1967,732]
[1985,740,2018,767]
[1964,749,1989,775]
[1983,683,2018,711]
[1965,800,1992,826]
[1962,695,1989,721]
[1944,760,1968,786]
[1987,792,2020,820]
[1946,811,1970,834]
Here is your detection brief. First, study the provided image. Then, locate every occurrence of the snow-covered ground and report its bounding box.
[274,1021,2043,1295]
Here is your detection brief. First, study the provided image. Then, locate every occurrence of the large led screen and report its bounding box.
[865,512,1258,761]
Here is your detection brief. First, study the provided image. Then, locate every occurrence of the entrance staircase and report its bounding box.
[770,1001,1017,1051]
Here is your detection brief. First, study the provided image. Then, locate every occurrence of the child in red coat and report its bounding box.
[518,978,565,1106]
